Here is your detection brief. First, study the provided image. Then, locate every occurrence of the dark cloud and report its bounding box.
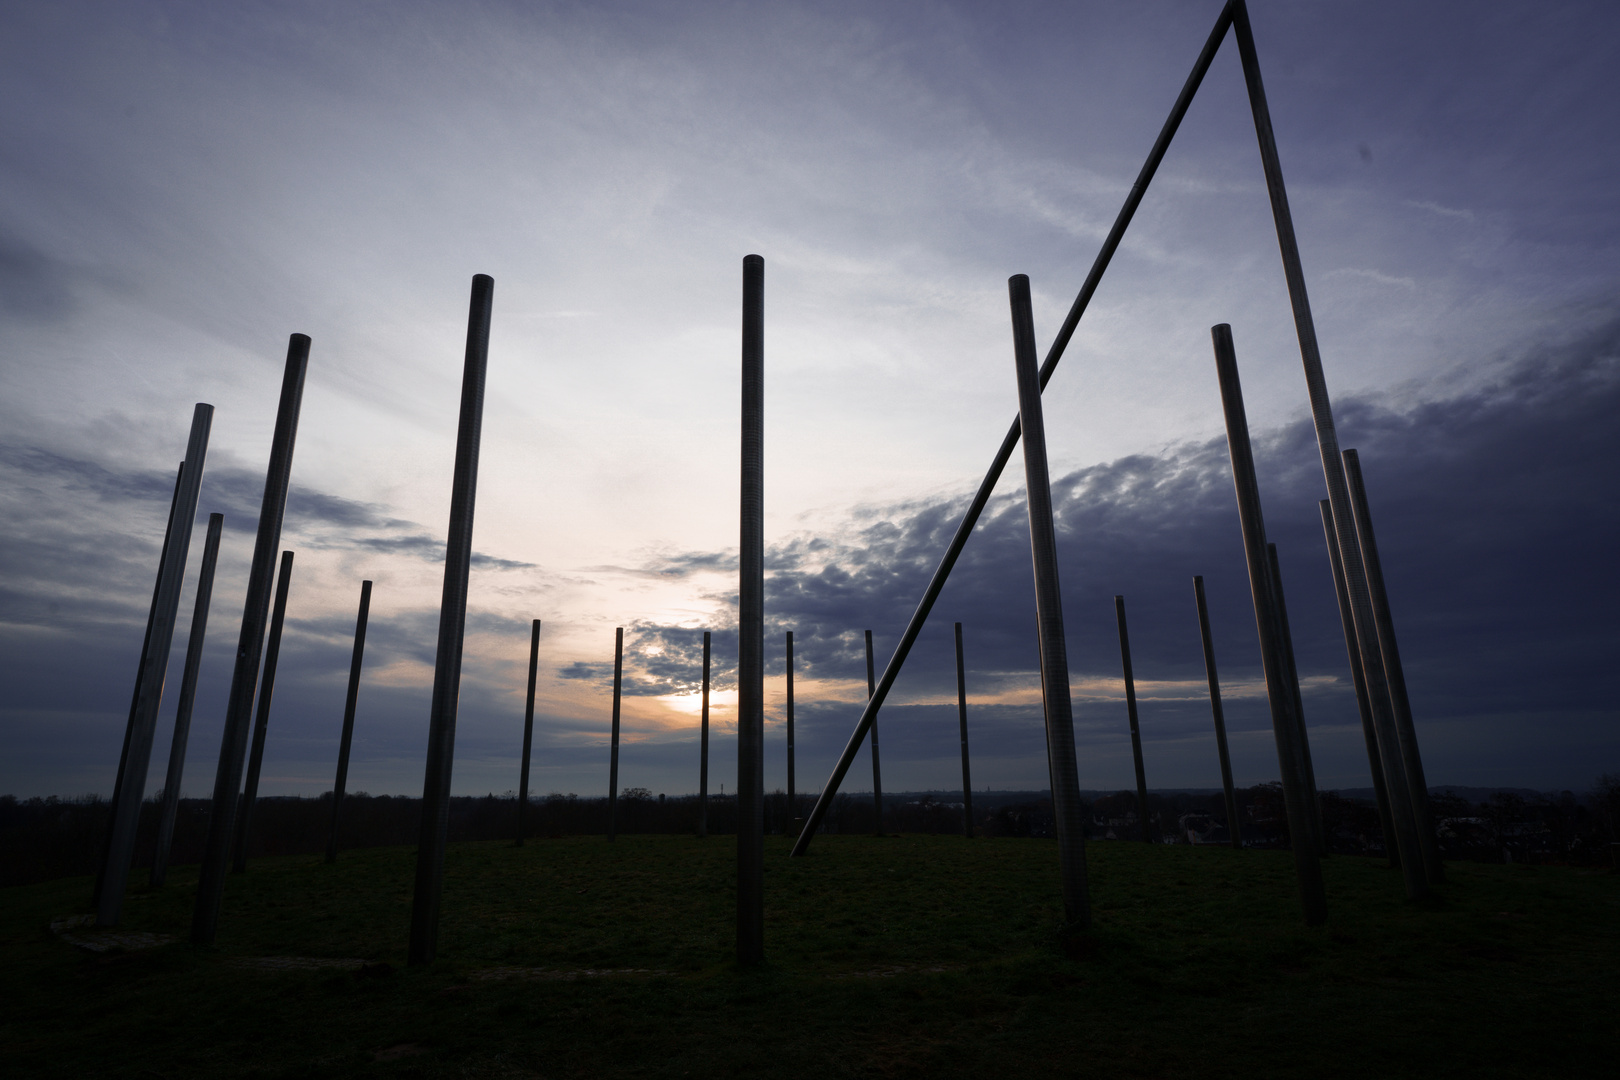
[0,232,77,323]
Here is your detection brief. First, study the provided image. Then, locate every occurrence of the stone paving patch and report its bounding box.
[50,914,176,953]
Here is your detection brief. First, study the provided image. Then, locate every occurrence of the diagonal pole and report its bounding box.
[865,629,882,834]
[327,580,374,862]
[1114,596,1153,843]
[1193,576,1244,850]
[1268,543,1324,856]
[791,0,1238,856]
[515,618,540,847]
[233,549,295,873]
[954,622,973,838]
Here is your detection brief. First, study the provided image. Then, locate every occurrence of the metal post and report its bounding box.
[954,622,973,838]
[791,3,1238,857]
[326,580,373,862]
[515,618,540,847]
[1193,576,1244,850]
[737,253,765,966]
[192,334,309,945]
[1211,323,1327,924]
[785,631,795,816]
[1343,449,1442,883]
[1268,543,1325,856]
[1230,0,1425,897]
[1009,274,1091,927]
[1319,499,1397,864]
[865,629,882,834]
[608,627,624,842]
[97,406,213,926]
[233,549,294,873]
[407,274,494,967]
[151,512,224,886]
[1114,596,1153,843]
[699,630,710,839]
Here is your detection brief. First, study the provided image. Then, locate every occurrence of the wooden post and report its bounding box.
[785,631,795,816]
[151,511,224,886]
[1267,543,1325,856]
[699,630,710,838]
[865,629,882,834]
[954,622,974,837]
[233,549,295,873]
[407,274,494,967]
[608,627,623,841]
[1114,596,1153,843]
[326,580,373,862]
[193,334,309,946]
[1009,274,1090,927]
[736,253,765,966]
[1193,576,1244,850]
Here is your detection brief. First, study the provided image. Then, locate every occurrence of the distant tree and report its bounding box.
[1593,774,1620,868]
[621,787,654,801]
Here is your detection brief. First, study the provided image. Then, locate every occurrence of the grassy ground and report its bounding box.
[1,835,1614,1078]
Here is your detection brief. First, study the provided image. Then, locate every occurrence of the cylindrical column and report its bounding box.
[1211,323,1327,924]
[1267,543,1324,856]
[193,334,310,945]
[785,631,795,815]
[736,253,765,966]
[699,630,710,839]
[407,274,494,967]
[864,630,882,835]
[233,549,295,873]
[954,622,974,838]
[1344,449,1442,883]
[1193,576,1244,850]
[98,405,213,926]
[151,511,224,886]
[1009,274,1091,927]
[326,580,373,862]
[514,618,540,848]
[1319,499,1397,864]
[1114,596,1152,843]
[607,627,624,841]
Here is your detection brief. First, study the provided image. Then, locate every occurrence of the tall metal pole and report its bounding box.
[1009,274,1091,927]
[1343,449,1442,883]
[791,3,1239,857]
[151,511,224,887]
[97,405,213,926]
[193,334,309,945]
[954,622,973,838]
[95,462,184,910]
[607,627,624,842]
[1193,576,1244,851]
[1319,499,1397,864]
[326,580,373,862]
[785,631,795,815]
[515,618,540,847]
[1230,0,1426,895]
[233,549,295,873]
[699,630,711,839]
[407,274,494,967]
[864,630,882,834]
[1114,596,1153,843]
[737,253,765,966]
[1211,323,1328,924]
[1267,543,1324,856]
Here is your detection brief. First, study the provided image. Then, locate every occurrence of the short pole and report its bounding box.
[1193,576,1244,850]
[1009,274,1090,927]
[1267,543,1325,856]
[954,622,973,838]
[864,629,882,835]
[608,627,624,841]
[233,549,295,873]
[193,334,310,946]
[698,630,710,839]
[736,252,765,966]
[785,630,795,816]
[151,511,225,887]
[407,274,494,967]
[515,618,540,847]
[326,580,373,863]
[1114,596,1153,843]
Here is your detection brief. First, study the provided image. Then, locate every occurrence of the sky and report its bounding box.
[1,0,1616,804]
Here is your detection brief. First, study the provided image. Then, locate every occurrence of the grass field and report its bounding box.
[2,835,1614,1078]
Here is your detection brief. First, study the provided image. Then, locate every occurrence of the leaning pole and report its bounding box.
[233,549,295,873]
[407,274,494,967]
[97,404,213,926]
[1267,543,1324,856]
[1009,274,1090,927]
[1192,576,1244,850]
[954,622,974,838]
[151,511,225,887]
[607,627,624,842]
[698,630,711,839]
[326,580,374,862]
[1114,596,1153,843]
[515,618,540,847]
[864,629,882,834]
[736,253,765,966]
[193,334,310,945]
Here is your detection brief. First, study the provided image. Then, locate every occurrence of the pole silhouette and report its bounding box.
[515,618,540,847]
[1114,596,1152,843]
[698,630,710,839]
[1193,576,1243,850]
[326,580,373,862]
[736,252,765,966]
[785,631,796,816]
[233,549,295,873]
[1267,543,1324,856]
[608,627,624,842]
[864,629,882,834]
[954,622,973,838]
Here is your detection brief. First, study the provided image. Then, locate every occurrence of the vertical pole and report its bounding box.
[865,630,882,834]
[699,631,710,838]
[151,512,224,886]
[1114,597,1153,843]
[1343,450,1442,883]
[1319,499,1397,863]
[785,631,795,816]
[514,618,540,847]
[97,405,213,926]
[954,622,974,838]
[95,462,184,909]
[608,627,623,841]
[1210,323,1328,923]
[1267,543,1325,856]
[192,335,310,945]
[233,549,295,873]
[1009,274,1090,928]
[1230,1,1425,896]
[1193,576,1244,850]
[407,274,494,967]
[326,580,374,862]
[737,253,765,966]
